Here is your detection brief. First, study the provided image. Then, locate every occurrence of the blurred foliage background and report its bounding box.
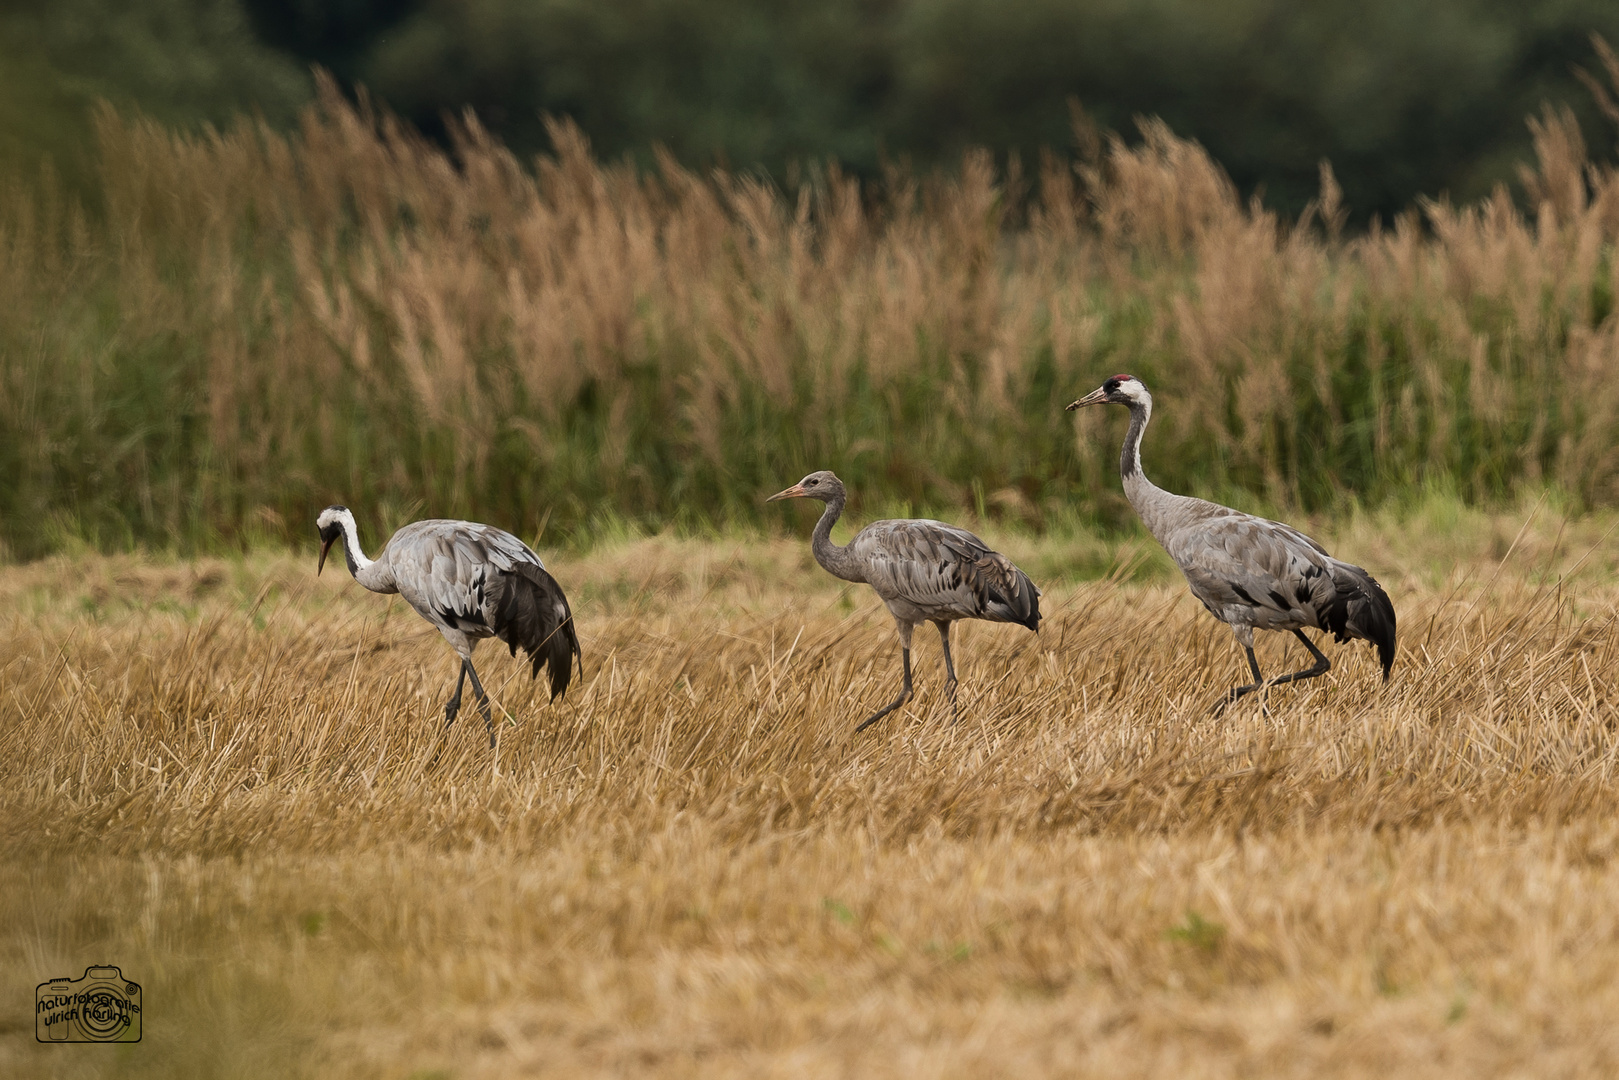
[6,2,1619,557]
[0,1,308,190]
[5,0,1619,219]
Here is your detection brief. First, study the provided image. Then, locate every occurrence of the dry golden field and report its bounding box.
[4,499,1619,1078]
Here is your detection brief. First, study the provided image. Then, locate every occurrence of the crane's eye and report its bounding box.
[807,479,818,486]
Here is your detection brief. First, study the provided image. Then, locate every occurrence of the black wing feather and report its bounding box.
[1324,559,1397,679]
[495,560,583,699]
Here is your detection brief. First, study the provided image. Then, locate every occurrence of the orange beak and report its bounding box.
[766,483,808,502]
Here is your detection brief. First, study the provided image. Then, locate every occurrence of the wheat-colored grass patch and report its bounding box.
[3,513,1619,1075]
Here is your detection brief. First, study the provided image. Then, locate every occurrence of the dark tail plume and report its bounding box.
[497,562,583,699]
[983,563,1042,632]
[1326,559,1396,680]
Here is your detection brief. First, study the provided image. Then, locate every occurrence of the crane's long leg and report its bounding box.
[1214,629,1332,715]
[934,620,959,722]
[1212,634,1266,716]
[444,660,470,727]
[855,622,914,733]
[463,659,497,748]
[1267,629,1332,686]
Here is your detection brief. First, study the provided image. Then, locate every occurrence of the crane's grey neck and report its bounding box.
[810,491,866,583]
[1118,399,1170,527]
[1120,399,1150,481]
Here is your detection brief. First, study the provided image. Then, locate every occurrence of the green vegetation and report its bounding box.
[6,2,1619,220]
[0,1,308,194]
[252,0,1619,220]
[3,76,1619,559]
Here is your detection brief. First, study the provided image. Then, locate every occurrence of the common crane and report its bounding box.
[316,506,582,746]
[767,471,1041,732]
[1067,375,1395,709]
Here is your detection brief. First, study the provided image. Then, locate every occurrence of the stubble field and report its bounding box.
[4,500,1619,1078]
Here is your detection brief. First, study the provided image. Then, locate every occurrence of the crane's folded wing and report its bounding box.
[851,520,1040,628]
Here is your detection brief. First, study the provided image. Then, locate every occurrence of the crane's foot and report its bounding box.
[855,688,912,733]
[857,646,914,735]
[1213,643,1272,717]
[1266,659,1331,688]
[1211,683,1270,718]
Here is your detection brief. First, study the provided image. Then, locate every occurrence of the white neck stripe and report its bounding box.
[337,513,374,575]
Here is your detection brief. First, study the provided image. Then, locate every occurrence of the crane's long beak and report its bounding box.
[1065,387,1110,411]
[766,483,808,502]
[318,536,335,575]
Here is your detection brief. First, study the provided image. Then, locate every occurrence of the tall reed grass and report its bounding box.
[3,69,1619,557]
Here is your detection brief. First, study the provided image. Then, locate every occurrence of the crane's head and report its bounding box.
[315,505,354,575]
[1066,373,1151,411]
[766,470,845,504]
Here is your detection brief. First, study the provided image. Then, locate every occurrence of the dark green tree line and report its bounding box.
[4,1,1619,220]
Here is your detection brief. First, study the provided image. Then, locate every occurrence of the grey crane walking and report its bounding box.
[1067,375,1395,709]
[767,471,1041,732]
[316,506,582,746]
